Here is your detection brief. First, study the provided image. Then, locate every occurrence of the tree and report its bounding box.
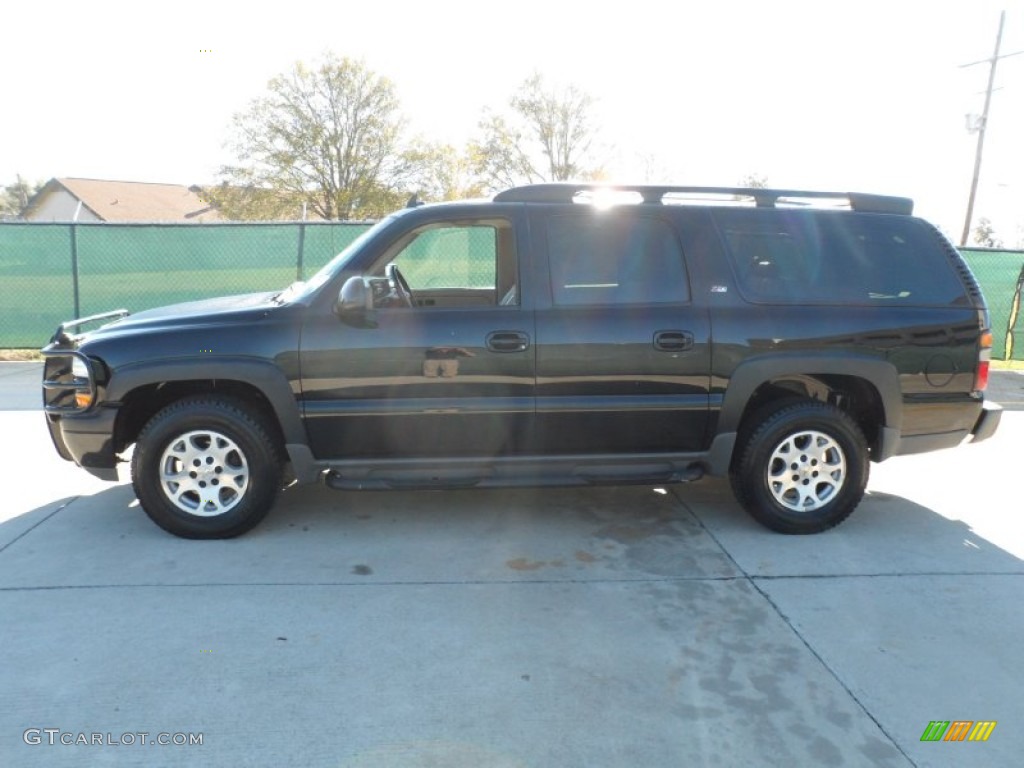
[220,55,408,220]
[0,175,43,218]
[472,73,604,192]
[633,152,669,183]
[198,183,307,221]
[403,141,485,202]
[972,217,1003,248]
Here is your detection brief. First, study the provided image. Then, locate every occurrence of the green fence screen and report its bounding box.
[0,222,369,347]
[960,248,1024,361]
[1,223,1022,360]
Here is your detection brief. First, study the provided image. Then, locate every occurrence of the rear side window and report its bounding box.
[716,209,967,306]
[545,212,689,306]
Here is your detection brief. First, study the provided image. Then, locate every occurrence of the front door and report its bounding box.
[299,216,535,460]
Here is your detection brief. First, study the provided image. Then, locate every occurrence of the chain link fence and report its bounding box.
[961,248,1024,361]
[0,222,369,347]
[1,223,1022,360]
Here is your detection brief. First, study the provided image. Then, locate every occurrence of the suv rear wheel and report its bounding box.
[131,396,283,539]
[731,400,869,534]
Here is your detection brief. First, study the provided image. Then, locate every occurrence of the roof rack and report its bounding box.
[492,183,914,215]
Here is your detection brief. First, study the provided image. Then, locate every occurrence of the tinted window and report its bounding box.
[717,209,966,305]
[393,224,499,290]
[545,212,689,306]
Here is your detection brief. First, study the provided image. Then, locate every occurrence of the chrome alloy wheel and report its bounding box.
[158,430,250,516]
[766,430,847,512]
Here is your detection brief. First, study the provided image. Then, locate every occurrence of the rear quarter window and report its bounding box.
[715,209,968,306]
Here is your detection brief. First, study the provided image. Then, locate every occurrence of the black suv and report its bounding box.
[41,184,1001,538]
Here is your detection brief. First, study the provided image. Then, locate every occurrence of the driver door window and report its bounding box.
[386,221,517,308]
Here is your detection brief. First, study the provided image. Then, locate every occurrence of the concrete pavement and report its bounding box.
[0,361,46,410]
[1,361,1022,766]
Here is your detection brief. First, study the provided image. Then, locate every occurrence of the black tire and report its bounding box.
[730,400,869,534]
[131,396,283,539]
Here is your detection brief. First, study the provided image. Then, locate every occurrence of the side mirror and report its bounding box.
[335,276,377,327]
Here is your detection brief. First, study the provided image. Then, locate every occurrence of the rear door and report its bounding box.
[531,207,711,454]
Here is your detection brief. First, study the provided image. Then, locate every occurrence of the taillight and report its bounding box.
[975,331,993,392]
[975,360,990,392]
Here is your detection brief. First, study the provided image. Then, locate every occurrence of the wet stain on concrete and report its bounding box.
[637,580,907,765]
[595,523,660,543]
[506,558,546,571]
[807,735,842,763]
[505,551,597,571]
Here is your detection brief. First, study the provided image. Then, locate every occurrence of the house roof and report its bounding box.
[24,178,221,222]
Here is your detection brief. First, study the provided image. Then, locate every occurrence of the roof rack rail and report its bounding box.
[493,183,914,215]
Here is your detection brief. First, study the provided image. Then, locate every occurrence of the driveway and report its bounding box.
[1,362,1022,767]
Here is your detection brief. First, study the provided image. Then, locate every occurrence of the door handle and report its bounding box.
[653,330,694,352]
[486,330,530,353]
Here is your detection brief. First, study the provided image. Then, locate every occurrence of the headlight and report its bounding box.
[71,356,90,380]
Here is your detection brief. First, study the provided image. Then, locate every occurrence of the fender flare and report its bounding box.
[106,356,307,447]
[717,352,903,435]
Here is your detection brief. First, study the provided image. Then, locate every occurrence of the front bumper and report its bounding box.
[44,407,120,481]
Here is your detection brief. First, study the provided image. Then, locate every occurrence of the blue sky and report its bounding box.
[3,0,1022,242]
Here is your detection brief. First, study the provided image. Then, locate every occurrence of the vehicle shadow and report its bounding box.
[0,476,1021,590]
[680,477,1024,577]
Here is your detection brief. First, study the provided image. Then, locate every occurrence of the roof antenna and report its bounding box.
[406,193,422,208]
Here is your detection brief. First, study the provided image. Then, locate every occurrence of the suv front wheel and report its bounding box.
[131,396,283,539]
[731,400,869,534]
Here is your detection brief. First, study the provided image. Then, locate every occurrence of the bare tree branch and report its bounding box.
[472,73,603,192]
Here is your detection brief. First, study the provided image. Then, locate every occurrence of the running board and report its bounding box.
[326,467,490,491]
[323,460,704,491]
[573,463,703,485]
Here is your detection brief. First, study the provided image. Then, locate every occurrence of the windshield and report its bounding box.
[288,215,399,301]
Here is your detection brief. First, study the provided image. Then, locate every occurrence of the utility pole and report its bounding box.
[960,11,1022,246]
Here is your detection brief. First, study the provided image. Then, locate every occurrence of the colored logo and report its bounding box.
[920,721,996,742]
